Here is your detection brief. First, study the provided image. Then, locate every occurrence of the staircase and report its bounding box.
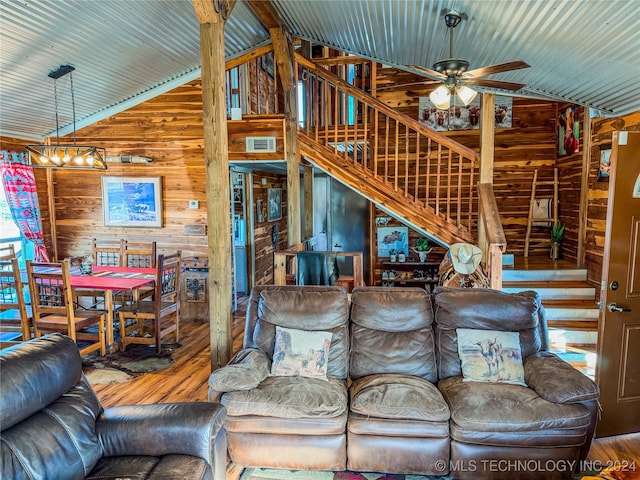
[294,53,477,247]
[501,259,599,348]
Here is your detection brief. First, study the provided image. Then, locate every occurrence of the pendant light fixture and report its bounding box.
[27,65,107,170]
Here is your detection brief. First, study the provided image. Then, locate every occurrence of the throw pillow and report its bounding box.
[456,328,526,386]
[271,326,332,380]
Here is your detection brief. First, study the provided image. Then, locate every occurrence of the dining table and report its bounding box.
[25,264,156,353]
[72,265,156,352]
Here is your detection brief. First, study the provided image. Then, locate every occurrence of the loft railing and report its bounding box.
[294,53,480,239]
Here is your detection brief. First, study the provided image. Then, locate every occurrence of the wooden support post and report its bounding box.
[478,93,495,256]
[303,164,314,240]
[577,108,591,267]
[193,0,236,370]
[271,27,301,247]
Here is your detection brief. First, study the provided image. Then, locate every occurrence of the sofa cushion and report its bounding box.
[433,287,542,379]
[252,288,350,379]
[350,374,449,422]
[271,326,332,379]
[1,377,104,480]
[349,287,437,382]
[208,348,270,392]
[438,376,592,433]
[87,454,211,480]
[457,329,526,386]
[221,375,347,419]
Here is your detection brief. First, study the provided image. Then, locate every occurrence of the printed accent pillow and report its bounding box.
[271,326,332,380]
[456,328,526,386]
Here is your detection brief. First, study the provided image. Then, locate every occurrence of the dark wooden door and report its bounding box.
[596,131,640,437]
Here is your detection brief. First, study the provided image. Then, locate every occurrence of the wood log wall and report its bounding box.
[584,111,640,285]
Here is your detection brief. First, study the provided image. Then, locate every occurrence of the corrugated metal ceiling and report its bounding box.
[275,0,640,115]
[1,0,639,141]
[0,0,269,141]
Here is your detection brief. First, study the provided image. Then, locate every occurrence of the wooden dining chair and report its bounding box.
[122,240,157,268]
[92,238,123,267]
[0,244,16,261]
[118,251,181,353]
[26,259,106,356]
[0,257,32,347]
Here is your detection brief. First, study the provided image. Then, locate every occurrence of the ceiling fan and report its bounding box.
[390,9,530,110]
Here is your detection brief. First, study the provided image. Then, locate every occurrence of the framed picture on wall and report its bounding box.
[598,146,612,181]
[377,226,409,257]
[267,188,282,221]
[102,176,162,227]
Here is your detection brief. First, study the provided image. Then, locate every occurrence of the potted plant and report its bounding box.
[550,221,565,260]
[389,249,397,263]
[414,237,431,262]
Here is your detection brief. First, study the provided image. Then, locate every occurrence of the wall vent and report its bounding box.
[246,136,276,152]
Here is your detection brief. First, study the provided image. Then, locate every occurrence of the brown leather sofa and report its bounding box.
[209,285,600,479]
[1,333,227,480]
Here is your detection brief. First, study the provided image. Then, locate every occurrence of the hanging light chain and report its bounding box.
[69,71,77,145]
[53,78,60,146]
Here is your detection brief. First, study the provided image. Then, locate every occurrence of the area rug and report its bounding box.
[241,469,450,480]
[82,342,180,385]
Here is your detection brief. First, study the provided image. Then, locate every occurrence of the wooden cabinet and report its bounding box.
[379,256,442,291]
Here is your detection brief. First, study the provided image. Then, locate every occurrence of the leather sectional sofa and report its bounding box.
[1,333,227,480]
[209,285,600,480]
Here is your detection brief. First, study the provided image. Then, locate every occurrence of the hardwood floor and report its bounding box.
[88,302,639,479]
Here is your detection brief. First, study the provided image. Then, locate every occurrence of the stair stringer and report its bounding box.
[299,134,475,247]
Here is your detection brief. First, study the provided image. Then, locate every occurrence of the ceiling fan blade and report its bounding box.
[463,60,530,79]
[372,80,440,92]
[464,78,527,91]
[410,65,447,80]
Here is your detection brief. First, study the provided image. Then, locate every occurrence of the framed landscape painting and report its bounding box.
[102,176,162,227]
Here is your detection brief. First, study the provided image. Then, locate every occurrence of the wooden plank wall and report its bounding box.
[375,68,558,257]
[584,111,640,285]
[1,71,287,285]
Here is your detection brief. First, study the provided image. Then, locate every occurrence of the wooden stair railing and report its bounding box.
[294,53,480,246]
[478,183,507,289]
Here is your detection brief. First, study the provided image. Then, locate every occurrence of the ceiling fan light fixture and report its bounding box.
[457,85,478,106]
[430,85,451,109]
[27,64,107,170]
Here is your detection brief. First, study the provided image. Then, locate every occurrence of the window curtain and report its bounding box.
[0,150,50,261]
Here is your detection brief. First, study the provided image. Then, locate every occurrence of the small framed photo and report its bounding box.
[102,176,162,227]
[267,188,282,222]
[598,147,611,181]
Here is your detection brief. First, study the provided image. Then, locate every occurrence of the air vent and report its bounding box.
[246,136,276,152]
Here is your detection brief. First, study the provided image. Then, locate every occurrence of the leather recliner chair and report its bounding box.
[0,333,227,480]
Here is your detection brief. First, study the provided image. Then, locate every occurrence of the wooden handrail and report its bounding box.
[478,183,506,289]
[295,53,480,161]
[295,52,480,240]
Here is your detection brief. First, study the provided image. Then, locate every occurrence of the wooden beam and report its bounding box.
[303,164,314,240]
[577,108,592,267]
[271,27,301,246]
[478,93,496,252]
[225,44,274,71]
[193,0,237,24]
[246,0,283,29]
[193,0,234,370]
[46,168,58,261]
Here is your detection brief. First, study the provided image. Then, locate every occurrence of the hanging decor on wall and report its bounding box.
[558,105,580,156]
[418,95,512,131]
[27,65,107,170]
[267,188,282,221]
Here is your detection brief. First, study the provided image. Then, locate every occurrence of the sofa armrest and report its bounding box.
[97,402,226,470]
[208,348,270,400]
[524,352,599,404]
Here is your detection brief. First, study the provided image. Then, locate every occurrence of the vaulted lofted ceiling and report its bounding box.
[1,0,639,142]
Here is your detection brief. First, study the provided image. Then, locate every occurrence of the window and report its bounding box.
[0,184,31,267]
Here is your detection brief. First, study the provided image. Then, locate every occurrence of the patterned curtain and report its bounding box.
[0,150,50,261]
